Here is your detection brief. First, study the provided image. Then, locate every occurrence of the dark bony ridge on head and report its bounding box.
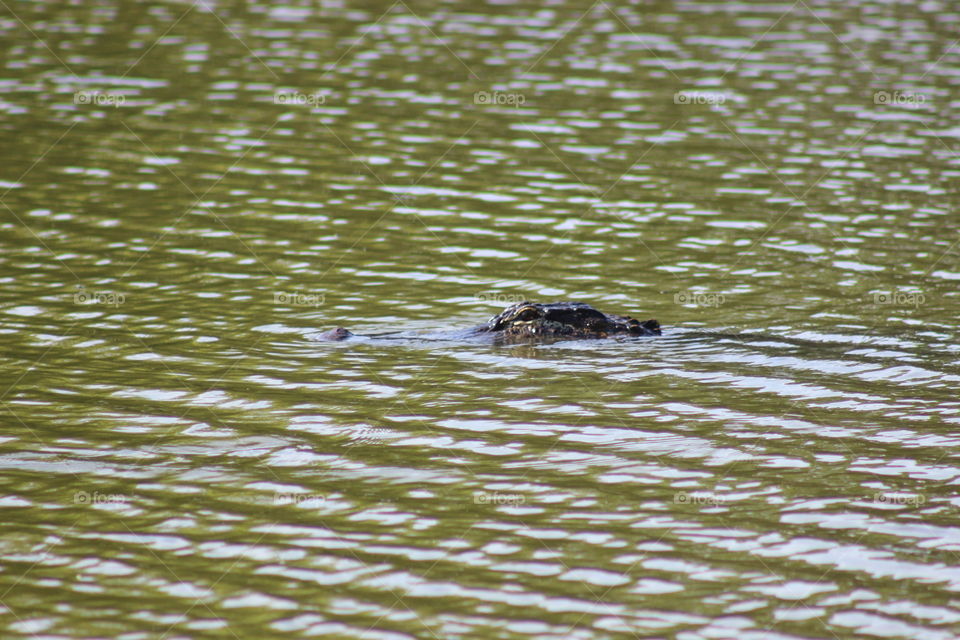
[477,301,660,342]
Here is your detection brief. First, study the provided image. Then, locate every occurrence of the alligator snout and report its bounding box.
[317,327,353,341]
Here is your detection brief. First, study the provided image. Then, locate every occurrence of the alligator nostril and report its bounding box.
[318,327,353,341]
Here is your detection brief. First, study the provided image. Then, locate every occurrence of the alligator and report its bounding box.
[315,301,661,344]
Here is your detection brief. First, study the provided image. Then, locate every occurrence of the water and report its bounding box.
[2,0,959,638]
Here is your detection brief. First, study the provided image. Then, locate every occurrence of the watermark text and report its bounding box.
[873,291,925,307]
[674,292,725,307]
[74,91,126,107]
[74,491,128,505]
[674,91,726,106]
[473,492,525,506]
[74,286,125,307]
[274,292,324,307]
[873,90,927,108]
[274,493,326,506]
[274,91,326,107]
[674,492,724,506]
[873,493,925,506]
[474,91,525,108]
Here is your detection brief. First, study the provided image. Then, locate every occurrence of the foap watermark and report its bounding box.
[73,90,126,108]
[274,291,324,307]
[475,292,527,305]
[74,285,125,307]
[350,425,390,444]
[74,490,128,505]
[673,492,724,506]
[873,492,925,507]
[873,291,925,307]
[674,291,725,307]
[473,491,525,506]
[473,91,525,108]
[873,90,927,108]
[274,492,326,506]
[274,90,326,107]
[674,91,726,106]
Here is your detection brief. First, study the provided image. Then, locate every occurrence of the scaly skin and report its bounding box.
[476,301,660,343]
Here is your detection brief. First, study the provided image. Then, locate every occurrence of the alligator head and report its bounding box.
[316,301,661,342]
[478,301,660,342]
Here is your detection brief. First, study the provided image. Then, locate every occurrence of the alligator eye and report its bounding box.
[512,307,540,322]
